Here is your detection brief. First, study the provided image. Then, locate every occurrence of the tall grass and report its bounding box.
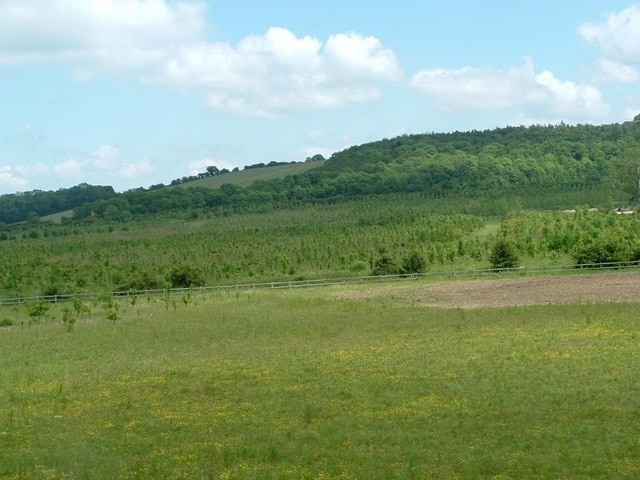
[1,285,639,478]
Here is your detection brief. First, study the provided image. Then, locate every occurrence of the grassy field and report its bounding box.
[1,279,639,479]
[176,160,326,190]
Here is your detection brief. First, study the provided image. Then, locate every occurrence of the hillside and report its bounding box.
[0,184,116,225]
[68,121,640,221]
[174,159,326,189]
[2,120,639,224]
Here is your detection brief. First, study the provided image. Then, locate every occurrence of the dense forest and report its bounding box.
[1,120,639,224]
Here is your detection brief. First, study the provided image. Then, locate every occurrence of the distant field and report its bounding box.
[175,160,326,189]
[1,274,640,479]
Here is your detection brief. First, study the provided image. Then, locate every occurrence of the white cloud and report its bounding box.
[298,146,335,161]
[13,162,50,177]
[579,5,640,63]
[324,32,402,82]
[534,70,608,117]
[120,159,154,178]
[0,2,400,116]
[410,60,540,110]
[410,59,609,120]
[90,144,121,169]
[164,27,400,116]
[0,166,28,190]
[54,159,83,179]
[50,145,154,183]
[623,107,640,121]
[0,144,154,192]
[0,0,204,67]
[579,6,640,85]
[597,59,640,83]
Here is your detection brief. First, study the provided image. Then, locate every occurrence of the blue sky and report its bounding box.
[1,0,639,194]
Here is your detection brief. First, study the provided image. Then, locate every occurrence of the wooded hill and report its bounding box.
[2,120,639,224]
[0,183,116,225]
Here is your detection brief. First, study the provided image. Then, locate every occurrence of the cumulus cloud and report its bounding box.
[597,59,640,83]
[90,144,121,169]
[13,162,50,177]
[409,59,609,120]
[54,159,83,179]
[49,144,155,183]
[0,166,28,190]
[579,5,640,84]
[409,60,540,110]
[623,107,640,120]
[0,1,401,116]
[579,5,640,63]
[164,27,401,116]
[0,0,204,67]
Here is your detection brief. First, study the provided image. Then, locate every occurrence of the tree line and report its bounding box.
[0,183,116,224]
[71,121,640,221]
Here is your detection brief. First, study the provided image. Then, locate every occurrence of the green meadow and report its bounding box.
[1,282,639,479]
[175,160,326,190]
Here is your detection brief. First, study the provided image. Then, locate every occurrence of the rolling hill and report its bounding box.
[3,119,640,224]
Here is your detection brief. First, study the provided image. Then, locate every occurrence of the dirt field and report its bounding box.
[337,271,640,309]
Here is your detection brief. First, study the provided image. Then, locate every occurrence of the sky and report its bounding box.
[1,0,639,194]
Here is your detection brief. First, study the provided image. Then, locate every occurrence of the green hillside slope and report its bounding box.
[4,120,640,224]
[175,159,326,189]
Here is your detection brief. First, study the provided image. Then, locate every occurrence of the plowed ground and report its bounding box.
[337,271,640,309]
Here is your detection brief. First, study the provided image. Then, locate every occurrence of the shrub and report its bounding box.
[400,251,427,274]
[572,235,633,266]
[0,318,13,327]
[371,255,399,276]
[489,237,520,270]
[27,301,50,323]
[169,264,206,288]
[117,271,165,292]
[349,260,369,273]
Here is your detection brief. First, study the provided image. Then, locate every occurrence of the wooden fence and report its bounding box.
[1,261,639,307]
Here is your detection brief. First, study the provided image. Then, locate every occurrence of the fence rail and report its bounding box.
[2,261,639,307]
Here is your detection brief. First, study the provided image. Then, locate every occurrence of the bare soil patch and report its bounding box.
[336,271,640,309]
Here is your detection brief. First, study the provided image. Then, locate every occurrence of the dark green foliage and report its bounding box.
[371,255,399,276]
[400,251,427,274]
[572,234,636,266]
[489,237,520,270]
[42,284,64,298]
[0,183,115,224]
[0,318,13,327]
[117,270,165,292]
[169,264,206,288]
